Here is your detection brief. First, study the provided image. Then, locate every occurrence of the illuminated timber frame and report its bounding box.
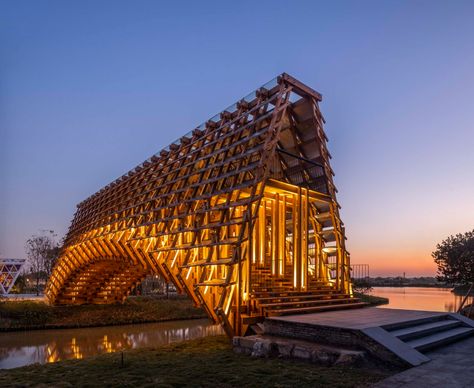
[0,258,25,294]
[46,74,353,336]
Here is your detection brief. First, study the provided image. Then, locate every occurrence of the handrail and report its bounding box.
[457,283,473,313]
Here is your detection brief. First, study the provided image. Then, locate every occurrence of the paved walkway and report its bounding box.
[374,336,474,387]
[271,307,446,329]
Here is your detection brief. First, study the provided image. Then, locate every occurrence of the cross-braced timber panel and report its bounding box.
[0,258,26,294]
[46,74,353,336]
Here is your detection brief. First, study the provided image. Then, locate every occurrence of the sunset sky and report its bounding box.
[2,1,474,277]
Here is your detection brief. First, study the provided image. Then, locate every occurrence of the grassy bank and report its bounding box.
[0,295,206,331]
[0,293,388,332]
[0,335,391,387]
[354,292,389,306]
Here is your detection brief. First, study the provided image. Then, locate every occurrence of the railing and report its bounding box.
[351,264,370,280]
[457,283,474,314]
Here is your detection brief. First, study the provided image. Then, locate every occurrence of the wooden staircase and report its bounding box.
[55,259,147,305]
[251,282,367,317]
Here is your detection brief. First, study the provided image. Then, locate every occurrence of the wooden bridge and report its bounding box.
[46,73,363,336]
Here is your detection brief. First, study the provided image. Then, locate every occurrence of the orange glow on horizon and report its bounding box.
[350,247,438,277]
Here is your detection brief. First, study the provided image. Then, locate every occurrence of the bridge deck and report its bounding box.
[268,307,446,329]
[263,307,474,367]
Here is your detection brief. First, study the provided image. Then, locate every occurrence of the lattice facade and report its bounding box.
[46,74,359,336]
[0,258,25,294]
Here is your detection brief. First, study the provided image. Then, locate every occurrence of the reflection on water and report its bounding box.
[2,288,471,369]
[372,287,473,312]
[0,319,222,369]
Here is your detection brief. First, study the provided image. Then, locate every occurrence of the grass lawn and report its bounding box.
[354,292,389,306]
[0,335,392,387]
[0,295,206,331]
[0,293,389,331]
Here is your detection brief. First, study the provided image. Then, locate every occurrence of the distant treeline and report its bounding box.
[353,276,449,288]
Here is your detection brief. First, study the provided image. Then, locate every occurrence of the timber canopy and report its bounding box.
[47,74,360,336]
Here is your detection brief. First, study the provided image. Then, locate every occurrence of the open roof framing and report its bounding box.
[46,74,360,336]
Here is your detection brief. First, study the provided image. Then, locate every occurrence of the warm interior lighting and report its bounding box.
[46,74,353,337]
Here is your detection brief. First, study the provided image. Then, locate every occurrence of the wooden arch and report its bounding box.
[46,74,360,336]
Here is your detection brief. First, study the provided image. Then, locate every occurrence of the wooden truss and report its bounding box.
[46,74,361,336]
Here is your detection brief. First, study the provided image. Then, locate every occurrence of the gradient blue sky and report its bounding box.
[2,0,474,276]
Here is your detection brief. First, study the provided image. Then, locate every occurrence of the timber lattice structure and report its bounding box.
[0,258,25,294]
[46,74,363,336]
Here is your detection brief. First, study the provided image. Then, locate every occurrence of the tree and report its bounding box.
[44,245,61,278]
[24,231,61,295]
[433,230,474,285]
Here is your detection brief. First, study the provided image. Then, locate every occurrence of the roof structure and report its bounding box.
[46,74,358,336]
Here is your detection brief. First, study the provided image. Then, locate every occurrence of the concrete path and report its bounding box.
[374,336,474,387]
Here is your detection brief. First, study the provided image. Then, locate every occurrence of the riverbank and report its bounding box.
[1,293,387,332]
[353,292,389,306]
[0,295,206,331]
[0,335,392,387]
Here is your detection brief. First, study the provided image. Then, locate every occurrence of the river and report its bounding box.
[1,287,472,370]
[370,287,472,312]
[0,318,222,369]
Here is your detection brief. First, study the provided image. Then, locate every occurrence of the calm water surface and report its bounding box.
[0,318,222,369]
[372,287,473,312]
[2,288,472,370]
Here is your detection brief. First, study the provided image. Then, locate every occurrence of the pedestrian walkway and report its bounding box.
[374,336,474,387]
[265,308,474,366]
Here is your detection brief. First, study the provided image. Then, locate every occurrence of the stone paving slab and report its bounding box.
[270,307,447,329]
[373,336,474,387]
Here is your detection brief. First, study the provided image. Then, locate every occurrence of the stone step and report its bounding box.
[381,314,449,331]
[405,327,474,352]
[266,301,368,316]
[390,319,462,341]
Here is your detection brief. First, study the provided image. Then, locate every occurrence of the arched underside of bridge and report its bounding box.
[52,256,149,305]
[47,74,357,336]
